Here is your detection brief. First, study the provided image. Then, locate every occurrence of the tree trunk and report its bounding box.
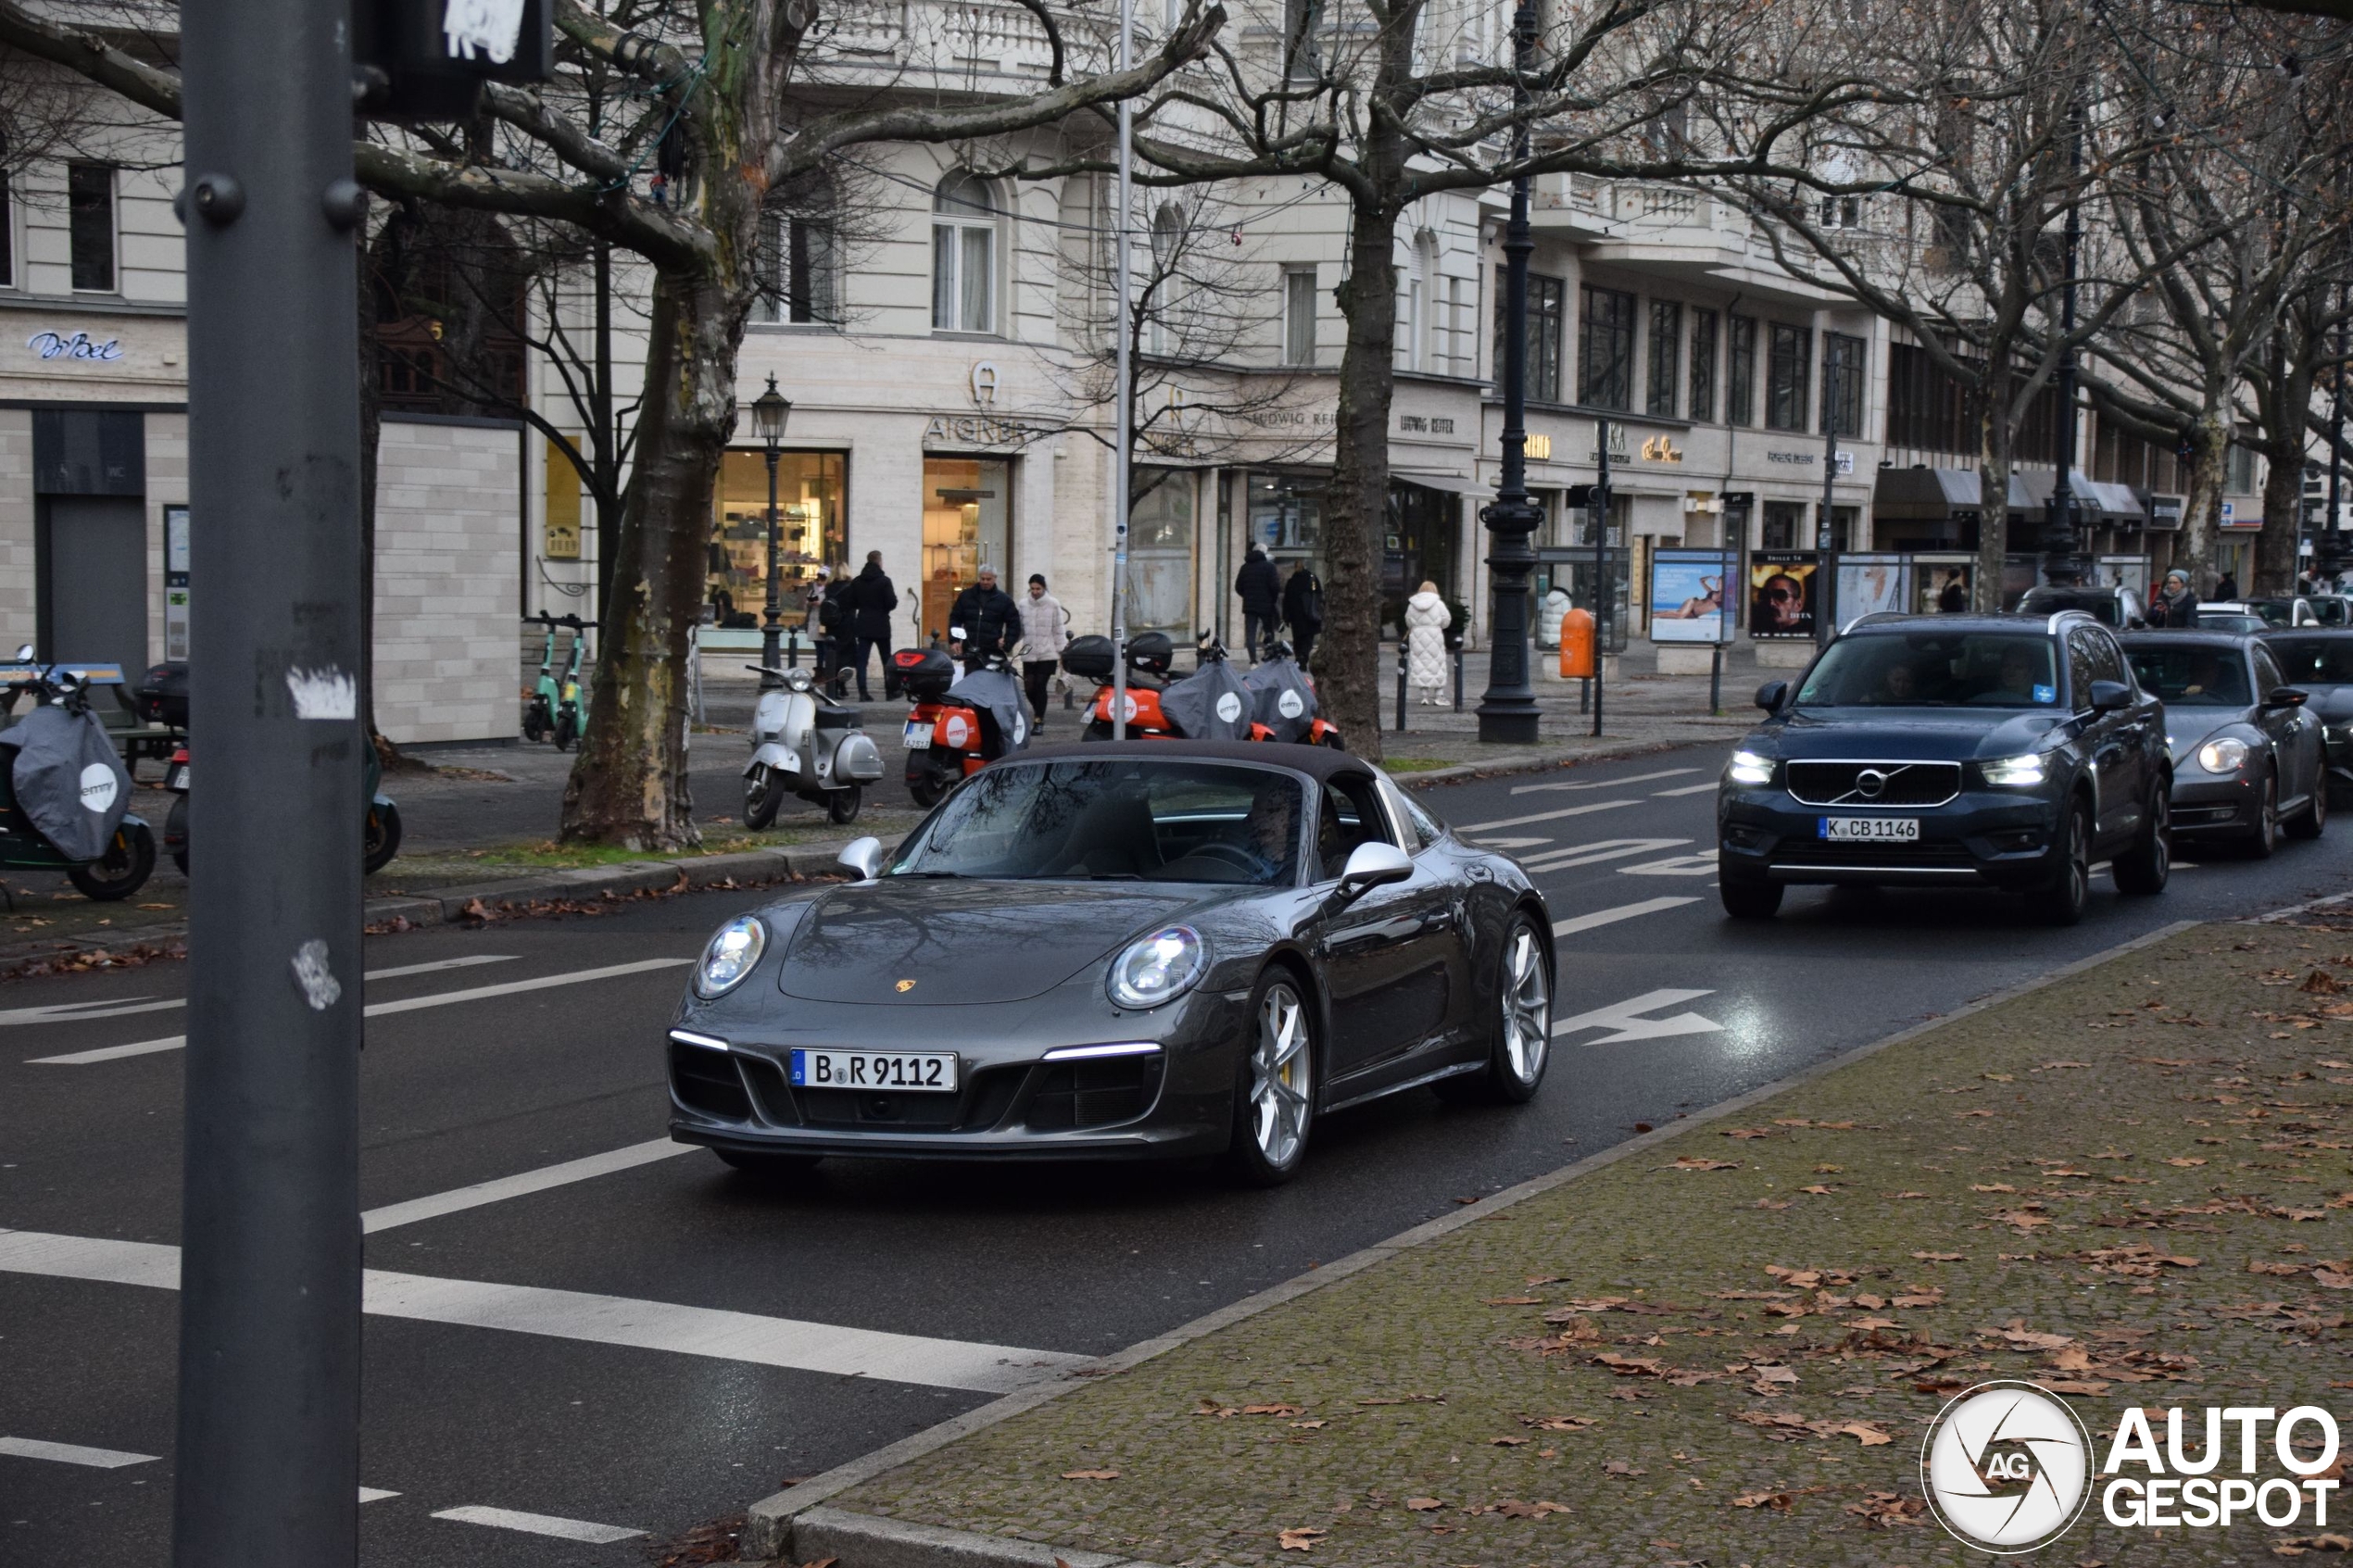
[2257,435,2307,595]
[1320,199,1402,762]
[559,269,740,848]
[2178,411,2229,593]
[1973,396,2010,612]
[2252,337,2315,596]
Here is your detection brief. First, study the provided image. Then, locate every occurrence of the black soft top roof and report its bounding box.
[1003,738,1379,786]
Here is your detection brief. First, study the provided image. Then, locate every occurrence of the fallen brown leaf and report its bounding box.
[1061,1470,1119,1480]
[1733,1491,1793,1511]
[1403,1497,1444,1512]
[1277,1526,1327,1551]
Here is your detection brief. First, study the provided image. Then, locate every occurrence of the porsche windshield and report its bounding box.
[2125,647,2251,708]
[888,759,1305,884]
[1793,633,2061,708]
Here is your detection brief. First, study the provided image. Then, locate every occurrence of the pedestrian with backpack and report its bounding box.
[846,550,900,700]
[1281,559,1324,668]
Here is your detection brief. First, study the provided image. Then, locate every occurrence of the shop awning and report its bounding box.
[1393,470,1483,495]
[1871,466,1980,520]
[2008,468,2144,522]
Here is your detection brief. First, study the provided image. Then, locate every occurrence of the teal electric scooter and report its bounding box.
[551,615,595,752]
[523,613,560,743]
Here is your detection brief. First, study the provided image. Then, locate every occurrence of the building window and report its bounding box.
[921,457,1013,638]
[1148,204,1185,357]
[1491,269,1563,402]
[1282,267,1317,366]
[1819,194,1862,229]
[1823,331,1867,438]
[1766,322,1811,432]
[1688,307,1718,423]
[709,450,848,629]
[1445,275,1466,374]
[1407,231,1438,371]
[2227,442,2257,494]
[1728,314,1756,426]
[1579,284,1635,410]
[1645,299,1680,419]
[755,180,840,325]
[69,162,116,293]
[931,171,998,333]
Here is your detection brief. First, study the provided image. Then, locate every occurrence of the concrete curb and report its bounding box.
[737,914,2206,1564]
[1390,735,1684,791]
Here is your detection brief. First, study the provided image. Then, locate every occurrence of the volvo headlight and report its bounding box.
[1727,749,1774,786]
[2196,737,2250,775]
[1982,753,2048,788]
[693,914,767,998]
[1107,925,1208,1010]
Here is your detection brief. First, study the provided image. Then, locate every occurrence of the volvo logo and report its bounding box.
[1855,768,1890,799]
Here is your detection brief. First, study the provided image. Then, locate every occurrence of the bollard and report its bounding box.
[1396,644,1408,732]
[1708,644,1723,717]
[1453,645,1464,711]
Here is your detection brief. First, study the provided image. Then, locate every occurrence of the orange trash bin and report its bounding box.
[1558,607,1595,678]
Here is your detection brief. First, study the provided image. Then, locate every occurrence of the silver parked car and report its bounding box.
[2120,631,2327,855]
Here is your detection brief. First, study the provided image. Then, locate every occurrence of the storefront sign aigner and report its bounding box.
[925,413,1035,445]
[26,330,125,362]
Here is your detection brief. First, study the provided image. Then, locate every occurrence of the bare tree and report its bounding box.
[1018,0,1871,752]
[0,0,1224,847]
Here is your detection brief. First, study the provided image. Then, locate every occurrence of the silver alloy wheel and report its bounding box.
[1500,925,1550,1085]
[1251,981,1311,1168]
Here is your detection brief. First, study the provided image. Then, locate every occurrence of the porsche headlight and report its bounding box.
[1982,753,2047,788]
[1107,925,1207,1010]
[1727,749,1774,786]
[2196,737,2250,775]
[693,914,767,998]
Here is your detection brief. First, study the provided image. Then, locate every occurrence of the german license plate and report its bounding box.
[902,721,931,749]
[1818,816,1919,843]
[790,1048,958,1093]
[167,763,189,791]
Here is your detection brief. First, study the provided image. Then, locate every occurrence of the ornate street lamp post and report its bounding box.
[1475,0,1543,746]
[752,375,793,668]
[2042,104,2087,589]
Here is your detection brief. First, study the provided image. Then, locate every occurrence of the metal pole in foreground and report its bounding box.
[1473,0,1543,746]
[1108,0,1135,739]
[761,445,783,669]
[2042,98,2087,590]
[1592,418,1610,739]
[1817,351,1839,647]
[176,2,364,1562]
[2325,295,2347,590]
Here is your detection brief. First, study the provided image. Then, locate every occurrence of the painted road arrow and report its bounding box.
[1550,987,1724,1045]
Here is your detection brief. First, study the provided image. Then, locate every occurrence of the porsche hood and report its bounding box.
[774,878,1217,1005]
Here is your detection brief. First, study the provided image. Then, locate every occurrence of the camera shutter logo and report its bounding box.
[1921,1381,2094,1553]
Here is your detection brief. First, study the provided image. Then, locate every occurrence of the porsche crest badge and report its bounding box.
[895,978,917,993]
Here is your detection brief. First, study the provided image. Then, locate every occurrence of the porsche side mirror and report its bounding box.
[837,836,884,882]
[12,644,30,662]
[2087,679,2133,713]
[1755,680,1788,714]
[1335,841,1412,902]
[2266,685,2309,709]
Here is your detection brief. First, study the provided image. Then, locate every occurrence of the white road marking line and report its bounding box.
[0,1228,1087,1395]
[359,1488,401,1504]
[1618,853,1721,877]
[1519,837,1690,873]
[1458,798,1641,834]
[0,1436,157,1468]
[1510,767,1698,797]
[1467,834,1554,849]
[0,956,520,1028]
[1551,987,1724,1045]
[1550,897,1700,936]
[27,958,691,1066]
[1652,782,1720,797]
[362,1139,696,1235]
[431,1506,643,1544]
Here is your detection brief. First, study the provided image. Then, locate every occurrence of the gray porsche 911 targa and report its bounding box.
[666,740,1554,1185]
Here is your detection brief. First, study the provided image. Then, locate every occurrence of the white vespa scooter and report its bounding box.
[743,663,885,827]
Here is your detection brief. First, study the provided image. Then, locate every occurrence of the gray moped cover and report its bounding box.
[1,703,132,861]
[1160,659,1254,740]
[948,666,1030,754]
[1242,656,1318,743]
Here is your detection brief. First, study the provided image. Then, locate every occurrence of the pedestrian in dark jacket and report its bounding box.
[1281,560,1324,669]
[844,551,899,700]
[2150,570,2199,629]
[1236,546,1282,660]
[2213,571,2239,602]
[950,567,1023,671]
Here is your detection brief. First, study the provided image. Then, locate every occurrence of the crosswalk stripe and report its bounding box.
[362,1139,695,1235]
[26,958,692,1066]
[1551,897,1700,936]
[1457,798,1641,834]
[1652,782,1720,797]
[0,955,520,1029]
[0,1436,157,1468]
[1509,768,1697,796]
[0,1228,1088,1395]
[431,1505,643,1543]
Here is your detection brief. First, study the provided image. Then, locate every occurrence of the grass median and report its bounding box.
[830,918,2353,1566]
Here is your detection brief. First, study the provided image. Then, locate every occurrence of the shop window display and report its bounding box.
[921,458,1012,641]
[709,450,847,632]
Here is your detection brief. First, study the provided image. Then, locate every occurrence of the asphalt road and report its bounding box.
[4,739,2348,1566]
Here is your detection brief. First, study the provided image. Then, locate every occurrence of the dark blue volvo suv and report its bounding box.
[1717,610,2172,924]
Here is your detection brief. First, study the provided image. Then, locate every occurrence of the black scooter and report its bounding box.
[0,647,157,900]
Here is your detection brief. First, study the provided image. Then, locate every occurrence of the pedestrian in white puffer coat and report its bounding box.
[1403,583,1452,705]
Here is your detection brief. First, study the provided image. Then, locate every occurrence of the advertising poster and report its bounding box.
[1914,559,1973,615]
[1748,553,1817,639]
[1834,555,1906,631]
[1648,549,1733,644]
